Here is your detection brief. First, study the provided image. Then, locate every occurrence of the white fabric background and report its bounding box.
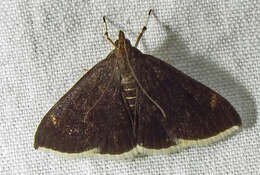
[1,0,259,174]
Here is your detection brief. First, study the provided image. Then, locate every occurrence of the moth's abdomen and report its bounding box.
[121,74,137,113]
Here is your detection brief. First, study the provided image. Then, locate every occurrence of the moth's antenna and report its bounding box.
[124,40,166,119]
[134,9,152,47]
[103,16,117,48]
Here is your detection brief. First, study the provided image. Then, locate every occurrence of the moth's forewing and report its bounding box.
[34,52,135,154]
[132,48,241,150]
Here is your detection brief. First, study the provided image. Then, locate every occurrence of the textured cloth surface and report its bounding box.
[1,0,259,174]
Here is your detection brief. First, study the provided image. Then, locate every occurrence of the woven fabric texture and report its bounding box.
[1,0,259,174]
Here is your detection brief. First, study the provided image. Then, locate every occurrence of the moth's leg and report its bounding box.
[164,58,170,64]
[103,16,117,48]
[134,9,152,47]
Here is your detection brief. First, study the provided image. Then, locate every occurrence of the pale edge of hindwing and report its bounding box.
[38,125,240,159]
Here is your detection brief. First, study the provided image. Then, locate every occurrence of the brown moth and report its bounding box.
[34,10,241,158]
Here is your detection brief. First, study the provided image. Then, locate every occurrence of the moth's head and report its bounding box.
[115,31,132,56]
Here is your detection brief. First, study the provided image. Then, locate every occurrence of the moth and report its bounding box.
[34,10,241,158]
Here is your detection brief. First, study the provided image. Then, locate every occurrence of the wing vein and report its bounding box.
[84,68,116,119]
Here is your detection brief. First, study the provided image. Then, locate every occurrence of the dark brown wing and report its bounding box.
[131,48,241,150]
[34,53,135,155]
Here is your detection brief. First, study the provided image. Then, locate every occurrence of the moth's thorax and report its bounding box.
[114,31,135,82]
[115,31,132,58]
